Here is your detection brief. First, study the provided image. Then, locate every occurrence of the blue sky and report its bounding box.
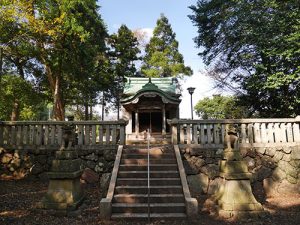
[98,0,216,118]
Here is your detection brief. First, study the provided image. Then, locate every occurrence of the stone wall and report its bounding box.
[181,145,300,198]
[0,145,117,180]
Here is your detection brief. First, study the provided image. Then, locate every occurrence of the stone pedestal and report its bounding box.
[41,122,84,213]
[214,125,264,218]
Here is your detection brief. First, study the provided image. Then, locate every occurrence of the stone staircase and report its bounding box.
[111,145,187,219]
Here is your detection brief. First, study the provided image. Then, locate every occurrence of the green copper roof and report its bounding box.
[121,77,181,104]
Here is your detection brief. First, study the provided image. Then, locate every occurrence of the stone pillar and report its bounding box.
[41,122,84,214]
[135,110,139,138]
[162,104,166,137]
[214,124,264,219]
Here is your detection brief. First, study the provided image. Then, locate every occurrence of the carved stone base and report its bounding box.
[215,179,264,218]
[41,178,84,211]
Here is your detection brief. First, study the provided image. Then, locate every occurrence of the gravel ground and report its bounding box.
[0,179,299,225]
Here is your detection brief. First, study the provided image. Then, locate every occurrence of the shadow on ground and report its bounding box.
[0,179,299,225]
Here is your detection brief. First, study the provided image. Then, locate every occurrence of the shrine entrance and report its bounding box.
[137,111,162,133]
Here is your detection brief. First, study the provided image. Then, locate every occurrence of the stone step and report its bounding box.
[113,194,185,204]
[118,171,179,178]
[123,148,173,154]
[121,158,177,165]
[112,203,186,214]
[116,178,182,186]
[111,212,186,219]
[119,164,178,171]
[121,153,175,159]
[115,185,183,194]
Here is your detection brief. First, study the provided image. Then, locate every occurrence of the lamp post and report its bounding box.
[187,87,195,120]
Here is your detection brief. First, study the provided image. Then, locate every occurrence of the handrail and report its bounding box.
[168,116,300,125]
[147,129,151,223]
[99,145,123,219]
[174,145,198,216]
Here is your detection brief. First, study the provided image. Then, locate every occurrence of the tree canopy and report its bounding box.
[142,14,192,78]
[189,0,300,117]
[194,95,249,119]
[0,0,108,120]
[108,24,141,118]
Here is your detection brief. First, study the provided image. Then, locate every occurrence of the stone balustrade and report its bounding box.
[169,117,300,148]
[0,120,127,150]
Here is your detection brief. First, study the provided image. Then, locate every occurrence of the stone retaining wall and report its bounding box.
[0,145,117,180]
[181,145,300,198]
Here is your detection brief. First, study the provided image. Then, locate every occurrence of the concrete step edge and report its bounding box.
[111,213,187,218]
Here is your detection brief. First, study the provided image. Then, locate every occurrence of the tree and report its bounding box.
[189,0,300,117]
[0,75,46,121]
[0,0,108,120]
[142,14,192,78]
[108,25,141,119]
[194,95,249,119]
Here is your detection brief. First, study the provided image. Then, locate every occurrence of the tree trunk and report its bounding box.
[11,100,20,121]
[53,75,65,121]
[89,104,93,120]
[0,48,3,83]
[84,101,89,120]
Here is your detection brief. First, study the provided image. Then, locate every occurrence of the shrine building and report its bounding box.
[120,77,181,141]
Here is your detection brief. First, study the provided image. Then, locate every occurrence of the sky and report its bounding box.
[98,0,217,119]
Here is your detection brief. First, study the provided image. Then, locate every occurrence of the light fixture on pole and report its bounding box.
[187,87,195,120]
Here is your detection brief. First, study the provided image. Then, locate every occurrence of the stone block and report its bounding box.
[252,166,272,182]
[42,178,84,211]
[273,151,284,162]
[265,148,276,157]
[271,167,286,181]
[291,147,300,160]
[187,173,209,195]
[104,149,116,161]
[289,159,300,169]
[244,156,256,170]
[1,153,13,164]
[208,177,225,195]
[282,146,293,154]
[85,153,98,162]
[99,198,111,219]
[186,197,198,217]
[282,153,291,162]
[286,175,298,184]
[261,156,276,169]
[81,168,99,184]
[100,173,111,197]
[51,159,81,172]
[256,147,266,155]
[220,160,249,174]
[200,164,219,179]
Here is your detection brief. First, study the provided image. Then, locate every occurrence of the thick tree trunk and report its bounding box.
[11,100,20,121]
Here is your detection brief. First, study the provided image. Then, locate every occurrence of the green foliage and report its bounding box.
[194,95,249,119]
[0,75,47,120]
[109,25,141,78]
[189,0,300,117]
[0,0,109,120]
[108,25,141,110]
[142,14,192,78]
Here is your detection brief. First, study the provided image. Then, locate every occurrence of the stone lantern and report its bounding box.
[41,117,84,213]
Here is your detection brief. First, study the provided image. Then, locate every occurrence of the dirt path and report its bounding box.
[0,179,299,225]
